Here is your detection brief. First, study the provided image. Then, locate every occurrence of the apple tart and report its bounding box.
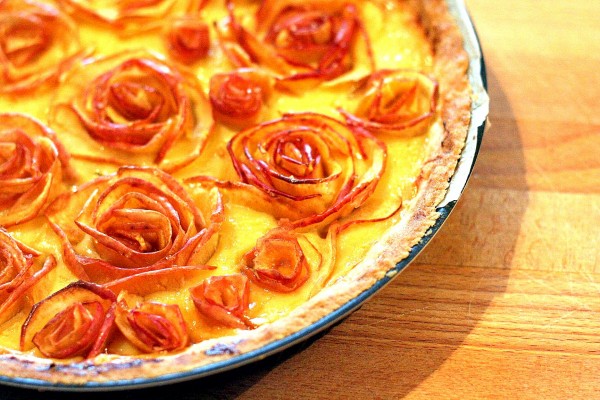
[0,0,473,386]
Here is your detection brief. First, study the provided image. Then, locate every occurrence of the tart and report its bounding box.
[0,0,473,386]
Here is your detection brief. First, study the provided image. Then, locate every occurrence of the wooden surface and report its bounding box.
[5,0,600,398]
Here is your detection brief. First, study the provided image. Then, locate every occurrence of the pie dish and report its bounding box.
[0,0,488,390]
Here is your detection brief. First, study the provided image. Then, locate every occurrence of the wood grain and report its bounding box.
[3,0,599,399]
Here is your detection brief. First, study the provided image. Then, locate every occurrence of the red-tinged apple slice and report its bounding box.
[0,230,57,325]
[0,0,87,94]
[46,166,223,283]
[226,112,386,229]
[0,229,36,304]
[165,15,210,64]
[0,255,57,325]
[0,113,74,227]
[115,291,189,353]
[241,229,309,293]
[87,302,117,358]
[339,69,439,136]
[21,281,116,358]
[217,0,373,90]
[209,68,274,129]
[49,50,214,173]
[104,265,216,296]
[32,301,105,358]
[190,274,254,329]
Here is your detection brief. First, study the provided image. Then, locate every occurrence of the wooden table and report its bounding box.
[5,0,599,398]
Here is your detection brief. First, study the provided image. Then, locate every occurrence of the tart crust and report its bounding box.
[0,0,472,385]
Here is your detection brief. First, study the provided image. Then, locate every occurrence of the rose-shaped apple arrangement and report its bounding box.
[209,68,273,128]
[0,229,57,325]
[115,291,190,353]
[340,69,439,136]
[227,112,386,228]
[241,229,310,292]
[47,166,223,284]
[21,267,223,357]
[165,15,211,64]
[0,113,73,227]
[20,282,116,359]
[50,50,214,173]
[0,0,85,93]
[190,274,254,329]
[218,0,373,87]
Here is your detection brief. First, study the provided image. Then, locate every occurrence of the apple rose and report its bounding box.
[217,0,373,87]
[0,229,57,324]
[339,69,439,136]
[20,281,116,359]
[115,292,189,353]
[56,0,192,34]
[165,15,210,64]
[50,50,213,173]
[0,230,36,305]
[209,68,274,128]
[0,0,85,94]
[241,229,309,293]
[47,166,224,284]
[0,113,73,227]
[190,274,254,329]
[227,112,386,228]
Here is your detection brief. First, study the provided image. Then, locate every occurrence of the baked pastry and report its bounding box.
[0,0,472,385]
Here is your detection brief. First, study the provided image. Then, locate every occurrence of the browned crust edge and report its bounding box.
[0,0,473,386]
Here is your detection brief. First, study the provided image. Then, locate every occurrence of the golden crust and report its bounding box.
[0,0,472,385]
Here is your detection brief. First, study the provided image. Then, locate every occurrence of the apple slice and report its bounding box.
[190,274,254,329]
[21,281,116,359]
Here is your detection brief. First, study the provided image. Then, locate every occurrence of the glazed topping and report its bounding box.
[340,69,439,136]
[227,112,386,227]
[242,230,309,292]
[190,274,253,329]
[0,113,69,227]
[0,0,84,93]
